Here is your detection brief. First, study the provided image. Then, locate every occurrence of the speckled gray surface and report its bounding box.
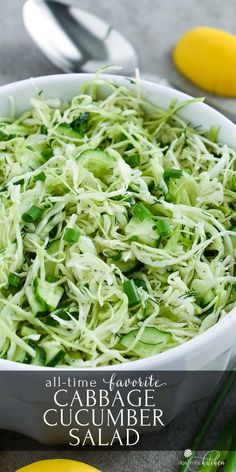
[0,0,235,470]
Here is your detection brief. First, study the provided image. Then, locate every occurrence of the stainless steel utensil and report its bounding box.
[23,0,138,75]
[23,0,236,122]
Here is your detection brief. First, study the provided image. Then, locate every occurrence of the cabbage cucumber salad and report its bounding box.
[0,74,235,367]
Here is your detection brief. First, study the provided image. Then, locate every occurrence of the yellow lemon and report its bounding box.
[16,459,101,472]
[173,27,236,97]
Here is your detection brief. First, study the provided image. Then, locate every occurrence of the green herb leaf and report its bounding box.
[164,168,183,179]
[156,220,172,237]
[133,203,153,221]
[34,172,46,182]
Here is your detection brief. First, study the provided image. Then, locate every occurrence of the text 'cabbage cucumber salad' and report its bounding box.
[0,75,235,367]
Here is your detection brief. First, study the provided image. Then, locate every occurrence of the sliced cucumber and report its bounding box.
[40,314,58,327]
[120,327,171,357]
[14,347,28,363]
[31,346,46,366]
[21,326,38,337]
[26,285,46,315]
[45,239,60,278]
[56,123,83,139]
[78,149,115,178]
[109,257,141,274]
[142,176,155,192]
[191,279,214,306]
[24,340,46,366]
[125,217,158,247]
[46,349,66,367]
[34,278,64,312]
[47,239,60,255]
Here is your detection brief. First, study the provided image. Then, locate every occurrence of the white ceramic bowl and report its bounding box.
[0,74,235,443]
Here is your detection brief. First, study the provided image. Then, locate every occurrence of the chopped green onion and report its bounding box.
[46,275,59,283]
[34,172,46,182]
[22,206,43,223]
[8,272,21,288]
[133,203,153,221]
[123,279,141,307]
[41,146,53,160]
[164,168,183,179]
[156,220,172,237]
[63,228,80,243]
[165,192,176,203]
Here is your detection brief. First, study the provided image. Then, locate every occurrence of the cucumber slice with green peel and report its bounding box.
[34,278,64,311]
[21,326,38,337]
[109,257,141,274]
[14,347,28,363]
[26,285,46,315]
[47,239,60,255]
[120,327,171,357]
[125,217,159,247]
[78,149,115,178]
[45,239,61,277]
[31,346,46,366]
[55,123,84,139]
[46,349,66,367]
[24,340,46,366]
[142,176,155,192]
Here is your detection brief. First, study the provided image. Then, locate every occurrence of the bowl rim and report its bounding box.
[0,72,235,371]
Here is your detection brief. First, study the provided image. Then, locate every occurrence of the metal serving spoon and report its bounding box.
[23,0,236,122]
[23,0,138,75]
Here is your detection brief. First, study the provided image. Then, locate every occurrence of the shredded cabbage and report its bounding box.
[0,73,235,367]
